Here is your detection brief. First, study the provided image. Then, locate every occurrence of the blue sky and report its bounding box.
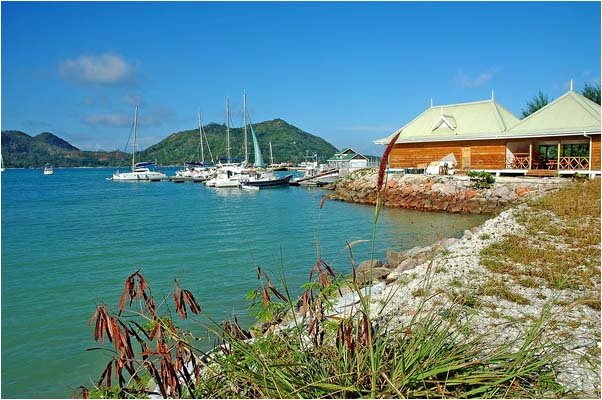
[2,1,600,156]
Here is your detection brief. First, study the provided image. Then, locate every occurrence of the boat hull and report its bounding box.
[213,180,241,188]
[245,174,292,187]
[111,171,167,181]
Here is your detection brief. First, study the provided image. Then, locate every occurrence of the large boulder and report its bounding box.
[386,250,405,268]
[492,185,511,199]
[356,259,384,274]
[354,267,391,286]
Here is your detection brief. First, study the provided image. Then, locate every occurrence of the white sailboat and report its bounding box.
[206,99,248,188]
[110,106,167,181]
[175,112,216,180]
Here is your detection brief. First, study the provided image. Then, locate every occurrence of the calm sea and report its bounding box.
[1,168,486,398]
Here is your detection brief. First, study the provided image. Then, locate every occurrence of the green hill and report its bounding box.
[140,119,338,165]
[35,132,79,151]
[1,130,129,168]
[1,119,338,168]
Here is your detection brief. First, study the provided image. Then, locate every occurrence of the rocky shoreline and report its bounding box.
[328,203,600,397]
[327,170,567,214]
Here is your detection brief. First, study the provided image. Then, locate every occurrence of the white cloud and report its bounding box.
[123,93,143,106]
[83,113,132,127]
[59,53,133,85]
[455,68,496,88]
[83,107,176,128]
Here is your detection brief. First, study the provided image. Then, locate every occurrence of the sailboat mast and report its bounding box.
[269,141,274,166]
[200,115,214,164]
[226,98,231,164]
[132,105,138,171]
[198,111,204,163]
[243,91,248,165]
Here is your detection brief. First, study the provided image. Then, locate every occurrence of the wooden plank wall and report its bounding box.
[469,142,507,169]
[592,135,601,170]
[389,140,506,169]
[389,135,602,170]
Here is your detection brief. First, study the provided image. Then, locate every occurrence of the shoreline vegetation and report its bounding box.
[80,175,600,398]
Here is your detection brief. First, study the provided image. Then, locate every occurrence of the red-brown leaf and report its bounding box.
[179,291,187,319]
[321,260,336,278]
[320,195,328,209]
[377,131,401,192]
[264,273,287,301]
[182,289,202,314]
[262,287,271,305]
[98,360,113,388]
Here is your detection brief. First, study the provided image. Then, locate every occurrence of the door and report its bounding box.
[461,146,471,170]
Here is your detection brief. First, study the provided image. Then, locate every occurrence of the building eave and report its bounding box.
[378,129,601,145]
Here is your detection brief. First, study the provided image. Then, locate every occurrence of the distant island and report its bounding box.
[1,119,338,168]
[0,130,130,168]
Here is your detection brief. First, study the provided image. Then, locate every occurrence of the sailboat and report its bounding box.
[1,154,5,172]
[241,93,292,188]
[206,99,248,188]
[110,106,167,181]
[175,112,216,181]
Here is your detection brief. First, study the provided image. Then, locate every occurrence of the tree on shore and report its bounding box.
[582,81,601,105]
[521,91,549,118]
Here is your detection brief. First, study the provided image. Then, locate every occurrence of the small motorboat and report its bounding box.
[43,163,54,175]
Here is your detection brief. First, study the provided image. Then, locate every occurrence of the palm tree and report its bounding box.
[521,91,549,118]
[582,82,601,105]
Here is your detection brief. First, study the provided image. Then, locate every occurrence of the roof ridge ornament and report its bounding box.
[491,89,495,101]
[570,79,574,91]
[430,98,433,108]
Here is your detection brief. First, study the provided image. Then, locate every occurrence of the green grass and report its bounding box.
[480,179,600,302]
[192,302,561,398]
[478,277,530,305]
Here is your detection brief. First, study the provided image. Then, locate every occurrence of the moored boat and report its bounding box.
[175,112,216,181]
[110,106,167,182]
[43,163,54,175]
[112,162,167,181]
[243,172,292,187]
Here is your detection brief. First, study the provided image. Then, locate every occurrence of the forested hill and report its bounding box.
[1,130,129,168]
[1,119,338,167]
[140,118,338,165]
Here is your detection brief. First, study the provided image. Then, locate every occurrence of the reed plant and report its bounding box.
[79,266,560,398]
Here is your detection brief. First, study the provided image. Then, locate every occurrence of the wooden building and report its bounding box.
[375,88,601,177]
[327,148,369,174]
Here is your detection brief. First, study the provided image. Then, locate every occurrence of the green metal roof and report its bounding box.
[374,90,601,145]
[374,99,521,144]
[507,90,601,136]
[327,148,368,162]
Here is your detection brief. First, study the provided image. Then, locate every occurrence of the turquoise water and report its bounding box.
[1,168,486,398]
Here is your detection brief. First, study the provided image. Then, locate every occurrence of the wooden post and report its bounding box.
[557,142,561,171]
[529,143,532,170]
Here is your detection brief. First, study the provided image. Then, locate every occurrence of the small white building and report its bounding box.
[327,148,369,175]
